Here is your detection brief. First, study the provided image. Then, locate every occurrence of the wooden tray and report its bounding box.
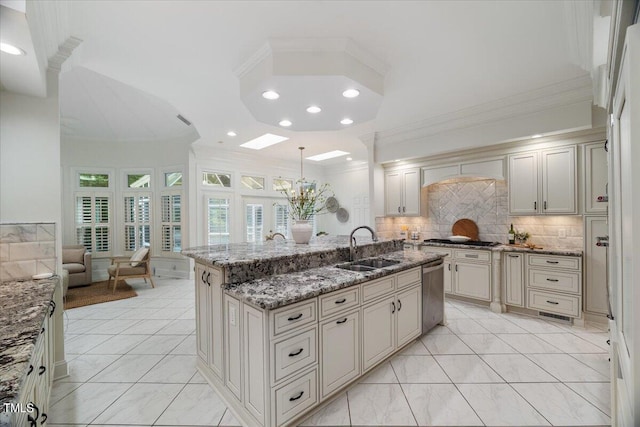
[451,218,479,240]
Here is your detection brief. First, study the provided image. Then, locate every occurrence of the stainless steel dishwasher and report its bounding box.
[422,258,445,332]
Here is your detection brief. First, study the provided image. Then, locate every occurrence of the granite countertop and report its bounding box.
[225,250,445,310]
[0,277,57,409]
[420,241,582,257]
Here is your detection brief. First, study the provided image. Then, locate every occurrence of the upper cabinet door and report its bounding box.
[583,142,608,214]
[509,152,539,215]
[402,169,420,216]
[542,146,577,214]
[384,171,402,216]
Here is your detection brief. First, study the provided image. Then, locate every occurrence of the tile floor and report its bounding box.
[49,277,611,426]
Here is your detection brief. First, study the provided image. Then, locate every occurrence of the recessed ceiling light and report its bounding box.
[227,131,237,137]
[279,119,292,127]
[262,90,280,100]
[240,133,289,150]
[342,89,360,98]
[306,150,350,161]
[0,42,26,56]
[340,118,354,125]
[306,105,321,114]
[346,157,353,161]
[531,134,543,138]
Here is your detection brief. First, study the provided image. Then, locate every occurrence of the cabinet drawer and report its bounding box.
[319,287,359,319]
[272,327,317,384]
[454,250,490,263]
[274,369,318,426]
[528,254,580,270]
[527,289,581,317]
[528,269,581,294]
[361,276,395,303]
[396,267,421,290]
[271,300,317,338]
[423,247,452,258]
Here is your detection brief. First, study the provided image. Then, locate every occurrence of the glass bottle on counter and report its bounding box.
[508,223,515,244]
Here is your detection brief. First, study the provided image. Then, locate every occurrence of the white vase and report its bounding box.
[291,220,313,244]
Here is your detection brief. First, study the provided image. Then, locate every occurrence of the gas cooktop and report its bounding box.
[423,238,501,247]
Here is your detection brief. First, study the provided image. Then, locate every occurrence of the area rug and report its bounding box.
[64,280,137,309]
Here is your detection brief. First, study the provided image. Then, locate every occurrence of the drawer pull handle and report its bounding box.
[201,270,206,283]
[38,366,46,375]
[546,300,559,305]
[41,413,48,423]
[465,254,479,258]
[206,272,211,286]
[336,318,348,324]
[288,348,304,357]
[448,264,451,271]
[508,254,519,258]
[49,300,56,316]
[391,301,396,314]
[27,364,33,375]
[287,313,303,321]
[546,260,559,264]
[289,391,304,402]
[397,299,402,311]
[335,298,347,304]
[546,278,559,282]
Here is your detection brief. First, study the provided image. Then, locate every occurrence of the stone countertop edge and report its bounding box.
[420,242,583,257]
[224,250,445,311]
[0,277,58,409]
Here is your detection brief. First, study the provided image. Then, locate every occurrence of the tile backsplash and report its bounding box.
[376,178,583,250]
[0,223,57,281]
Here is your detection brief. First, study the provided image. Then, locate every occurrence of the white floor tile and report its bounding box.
[399,339,430,355]
[48,382,131,424]
[64,334,113,354]
[445,318,490,334]
[347,383,417,426]
[443,307,470,319]
[402,383,483,426]
[475,318,527,334]
[458,334,517,354]
[154,383,226,425]
[146,307,189,320]
[496,333,563,353]
[86,318,134,335]
[526,354,609,382]
[92,383,183,425]
[81,307,131,320]
[119,319,172,334]
[299,393,351,426]
[565,382,611,416]
[139,354,197,383]
[512,383,610,426]
[219,409,242,426]
[421,333,474,355]
[136,298,174,309]
[170,334,196,355]
[573,332,611,351]
[49,382,82,406]
[156,318,196,334]
[434,355,504,383]
[390,355,451,383]
[189,371,208,384]
[58,354,120,383]
[424,324,453,335]
[456,304,501,319]
[535,333,608,353]
[85,334,150,355]
[502,314,566,333]
[128,334,187,354]
[458,383,550,426]
[89,354,163,382]
[64,319,107,334]
[480,354,557,382]
[116,308,161,320]
[569,353,611,377]
[359,361,398,384]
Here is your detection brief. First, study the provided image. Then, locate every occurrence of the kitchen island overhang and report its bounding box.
[183,237,446,427]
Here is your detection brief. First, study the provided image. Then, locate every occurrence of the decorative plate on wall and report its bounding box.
[336,207,349,223]
[325,196,339,213]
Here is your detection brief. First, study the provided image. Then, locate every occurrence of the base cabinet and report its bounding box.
[362,296,396,372]
[584,216,609,315]
[195,264,224,379]
[320,310,360,399]
[504,253,524,307]
[525,253,582,318]
[438,248,491,302]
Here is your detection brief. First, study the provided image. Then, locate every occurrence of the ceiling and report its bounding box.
[1,1,593,165]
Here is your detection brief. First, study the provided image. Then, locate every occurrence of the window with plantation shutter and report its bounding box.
[123,193,152,251]
[245,203,264,242]
[161,192,182,252]
[207,196,231,244]
[274,204,289,238]
[75,193,112,254]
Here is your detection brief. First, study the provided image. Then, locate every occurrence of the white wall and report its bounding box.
[320,163,370,236]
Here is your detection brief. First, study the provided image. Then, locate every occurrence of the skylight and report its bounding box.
[240,133,289,150]
[306,150,350,161]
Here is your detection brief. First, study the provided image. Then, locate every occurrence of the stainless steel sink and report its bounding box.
[335,258,401,272]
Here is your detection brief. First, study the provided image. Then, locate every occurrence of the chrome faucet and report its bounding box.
[349,225,378,261]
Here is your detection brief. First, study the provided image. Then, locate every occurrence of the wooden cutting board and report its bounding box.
[452,219,479,240]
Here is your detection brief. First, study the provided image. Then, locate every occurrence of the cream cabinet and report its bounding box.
[503,252,525,307]
[584,216,609,315]
[384,168,420,216]
[525,253,582,318]
[583,142,608,214]
[195,264,224,379]
[320,310,359,399]
[508,146,577,215]
[225,294,242,400]
[441,248,491,302]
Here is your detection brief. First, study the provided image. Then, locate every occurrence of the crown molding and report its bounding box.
[375,75,593,147]
[233,42,272,78]
[48,36,82,73]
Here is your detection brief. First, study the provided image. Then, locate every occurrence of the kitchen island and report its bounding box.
[182,237,445,427]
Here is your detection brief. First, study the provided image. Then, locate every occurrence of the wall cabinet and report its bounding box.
[583,142,608,214]
[504,252,524,307]
[385,168,420,216]
[584,216,609,315]
[508,146,577,215]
